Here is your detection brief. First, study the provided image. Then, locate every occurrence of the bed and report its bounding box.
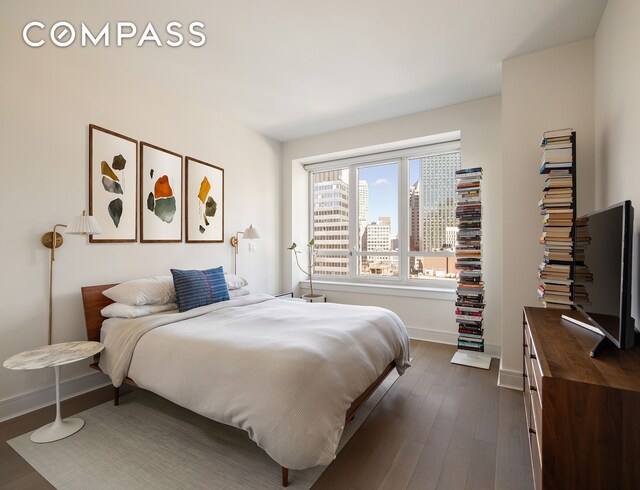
[81,284,410,486]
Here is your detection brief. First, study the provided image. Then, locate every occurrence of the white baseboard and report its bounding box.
[0,371,111,423]
[497,361,523,391]
[406,325,501,359]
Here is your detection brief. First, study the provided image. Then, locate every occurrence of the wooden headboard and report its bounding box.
[81,284,118,342]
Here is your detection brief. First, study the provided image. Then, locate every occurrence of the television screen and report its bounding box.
[576,201,634,349]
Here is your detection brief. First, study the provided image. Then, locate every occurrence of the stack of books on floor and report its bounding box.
[538,129,576,309]
[455,167,485,352]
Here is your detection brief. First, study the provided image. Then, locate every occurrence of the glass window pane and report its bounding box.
[408,152,460,279]
[357,162,398,255]
[359,255,398,277]
[409,256,458,280]
[314,254,349,276]
[312,169,350,276]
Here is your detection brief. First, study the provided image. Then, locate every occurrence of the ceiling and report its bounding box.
[4,0,608,141]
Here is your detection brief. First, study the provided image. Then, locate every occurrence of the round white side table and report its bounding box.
[3,341,104,443]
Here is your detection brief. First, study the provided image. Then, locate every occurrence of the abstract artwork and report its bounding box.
[140,142,183,242]
[185,157,224,243]
[89,125,138,242]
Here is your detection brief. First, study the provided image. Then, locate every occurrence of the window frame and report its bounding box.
[307,140,461,288]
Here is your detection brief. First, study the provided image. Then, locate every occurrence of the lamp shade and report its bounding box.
[243,225,260,240]
[65,212,102,236]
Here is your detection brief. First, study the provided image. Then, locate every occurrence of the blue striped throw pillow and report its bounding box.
[170,266,230,312]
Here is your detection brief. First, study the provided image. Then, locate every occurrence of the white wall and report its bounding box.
[281,96,503,351]
[0,27,281,416]
[501,40,595,383]
[595,0,640,322]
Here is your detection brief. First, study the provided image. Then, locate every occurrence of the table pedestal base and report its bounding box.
[30,364,85,443]
[31,417,84,443]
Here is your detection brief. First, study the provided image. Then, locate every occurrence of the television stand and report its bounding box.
[523,306,640,489]
[560,313,609,357]
[588,335,614,358]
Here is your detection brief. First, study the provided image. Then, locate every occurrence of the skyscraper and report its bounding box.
[409,181,421,274]
[420,152,460,251]
[312,170,349,275]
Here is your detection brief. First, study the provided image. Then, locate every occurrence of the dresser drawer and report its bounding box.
[526,328,543,397]
[530,428,542,490]
[530,352,543,396]
[530,386,542,462]
[523,375,532,430]
[523,319,532,429]
[524,325,531,384]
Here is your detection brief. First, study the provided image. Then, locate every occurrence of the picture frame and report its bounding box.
[140,142,183,242]
[89,124,138,242]
[185,157,224,243]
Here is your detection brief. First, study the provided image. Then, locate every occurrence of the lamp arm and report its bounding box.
[231,230,245,274]
[50,224,67,262]
[232,231,245,255]
[47,223,67,345]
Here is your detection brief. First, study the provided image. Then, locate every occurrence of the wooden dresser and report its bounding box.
[523,307,640,490]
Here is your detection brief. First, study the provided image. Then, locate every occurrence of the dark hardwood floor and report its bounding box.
[0,340,533,490]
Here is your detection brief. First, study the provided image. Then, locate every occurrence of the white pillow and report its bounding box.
[103,276,176,306]
[101,302,178,318]
[228,288,250,298]
[225,273,248,290]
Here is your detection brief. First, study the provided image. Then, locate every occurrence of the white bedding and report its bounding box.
[101,315,167,343]
[99,294,410,470]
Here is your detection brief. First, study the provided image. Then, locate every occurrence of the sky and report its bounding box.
[358,159,421,236]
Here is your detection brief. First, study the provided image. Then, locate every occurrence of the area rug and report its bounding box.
[9,371,399,489]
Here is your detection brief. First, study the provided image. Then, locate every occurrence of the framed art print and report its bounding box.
[140,142,183,242]
[89,124,138,242]
[185,157,224,242]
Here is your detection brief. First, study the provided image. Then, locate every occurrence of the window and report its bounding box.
[308,140,461,285]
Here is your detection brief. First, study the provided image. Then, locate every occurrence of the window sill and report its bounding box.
[299,280,456,301]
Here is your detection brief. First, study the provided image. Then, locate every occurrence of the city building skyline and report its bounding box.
[311,152,460,278]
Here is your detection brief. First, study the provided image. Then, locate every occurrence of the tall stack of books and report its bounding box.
[537,129,577,309]
[574,223,593,307]
[455,167,485,352]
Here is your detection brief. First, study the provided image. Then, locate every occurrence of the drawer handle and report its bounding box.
[529,428,536,435]
[530,354,537,360]
[530,385,537,392]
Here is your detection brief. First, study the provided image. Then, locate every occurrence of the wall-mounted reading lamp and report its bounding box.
[41,211,102,344]
[230,224,260,274]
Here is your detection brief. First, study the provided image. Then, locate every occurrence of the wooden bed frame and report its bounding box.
[81,284,396,487]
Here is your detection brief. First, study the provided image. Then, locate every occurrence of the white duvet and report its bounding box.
[99,294,410,470]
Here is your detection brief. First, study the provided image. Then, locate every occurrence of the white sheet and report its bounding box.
[100,313,174,343]
[100,295,410,470]
[100,318,120,343]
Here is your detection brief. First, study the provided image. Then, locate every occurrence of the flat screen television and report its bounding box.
[574,200,635,350]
